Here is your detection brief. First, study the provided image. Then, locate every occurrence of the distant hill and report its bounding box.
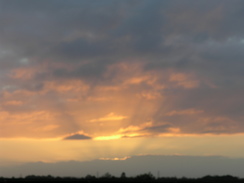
[1,155,244,178]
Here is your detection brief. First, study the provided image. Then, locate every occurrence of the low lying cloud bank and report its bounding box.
[1,155,244,178]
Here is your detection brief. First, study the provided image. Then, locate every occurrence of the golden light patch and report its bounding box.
[116,122,153,138]
[122,133,145,138]
[94,135,122,141]
[118,126,141,133]
[99,156,131,161]
[90,113,128,122]
[118,122,152,134]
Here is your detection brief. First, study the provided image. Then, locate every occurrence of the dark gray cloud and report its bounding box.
[142,124,172,134]
[3,155,244,178]
[1,0,243,72]
[64,133,92,140]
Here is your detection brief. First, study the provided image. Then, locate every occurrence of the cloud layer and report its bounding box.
[0,0,244,139]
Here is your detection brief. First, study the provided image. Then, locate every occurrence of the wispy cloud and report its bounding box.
[90,113,128,123]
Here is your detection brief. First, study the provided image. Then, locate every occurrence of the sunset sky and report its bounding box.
[1,0,244,176]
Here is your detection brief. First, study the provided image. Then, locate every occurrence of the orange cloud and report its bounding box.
[136,91,162,100]
[43,80,90,94]
[118,122,152,134]
[123,75,154,85]
[34,125,60,132]
[90,113,128,123]
[0,110,60,138]
[3,100,23,106]
[10,67,38,80]
[0,61,240,140]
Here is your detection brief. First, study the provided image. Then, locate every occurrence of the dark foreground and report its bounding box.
[1,174,244,183]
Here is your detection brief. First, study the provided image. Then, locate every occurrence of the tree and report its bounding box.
[136,172,155,180]
[101,172,113,178]
[120,172,126,179]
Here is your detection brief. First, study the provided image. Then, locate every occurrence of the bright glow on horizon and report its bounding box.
[2,134,244,167]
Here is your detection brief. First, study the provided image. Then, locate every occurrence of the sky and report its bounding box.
[0,0,244,177]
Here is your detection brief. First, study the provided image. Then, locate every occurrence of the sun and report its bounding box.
[94,135,122,141]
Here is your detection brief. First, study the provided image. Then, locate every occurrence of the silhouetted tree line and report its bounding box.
[0,173,243,183]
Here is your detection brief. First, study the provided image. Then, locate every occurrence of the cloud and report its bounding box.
[116,122,181,138]
[141,124,173,133]
[169,73,199,89]
[0,0,244,139]
[166,109,204,116]
[64,133,92,140]
[90,113,128,123]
